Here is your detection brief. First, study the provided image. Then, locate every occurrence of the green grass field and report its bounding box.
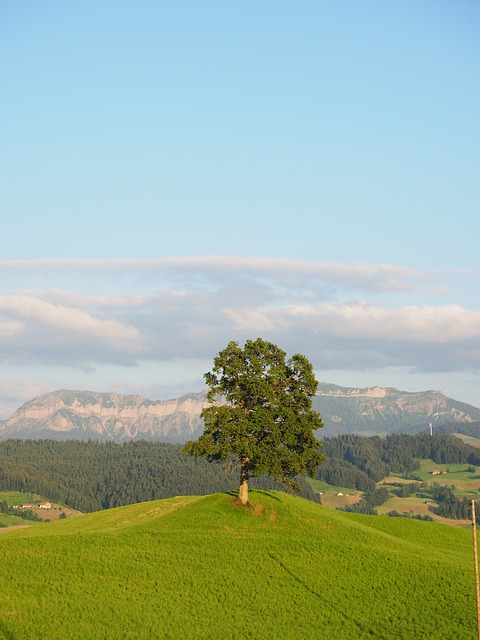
[411,460,479,484]
[0,492,44,530]
[0,514,33,529]
[453,434,480,448]
[0,491,81,530]
[0,492,44,506]
[0,490,477,639]
[375,460,480,525]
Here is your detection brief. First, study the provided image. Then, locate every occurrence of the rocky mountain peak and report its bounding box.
[0,384,479,442]
[0,389,208,443]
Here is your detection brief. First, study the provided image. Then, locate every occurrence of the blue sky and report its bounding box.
[0,2,479,418]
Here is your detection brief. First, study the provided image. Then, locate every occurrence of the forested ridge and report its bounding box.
[1,434,478,514]
[0,439,320,512]
[316,433,480,490]
[434,421,480,438]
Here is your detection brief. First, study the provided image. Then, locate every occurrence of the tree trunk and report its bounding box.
[238,460,249,505]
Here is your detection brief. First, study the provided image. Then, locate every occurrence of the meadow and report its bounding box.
[0,492,43,506]
[0,490,477,639]
[377,460,480,525]
[308,458,480,526]
[0,492,82,530]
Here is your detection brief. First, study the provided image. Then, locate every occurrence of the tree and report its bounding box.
[184,338,324,505]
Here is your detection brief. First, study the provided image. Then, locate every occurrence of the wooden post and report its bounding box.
[471,500,480,640]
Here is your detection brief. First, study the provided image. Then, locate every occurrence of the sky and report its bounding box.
[0,1,479,419]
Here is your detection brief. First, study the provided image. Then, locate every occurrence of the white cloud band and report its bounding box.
[0,258,477,375]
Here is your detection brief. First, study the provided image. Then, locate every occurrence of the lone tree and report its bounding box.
[184,338,324,505]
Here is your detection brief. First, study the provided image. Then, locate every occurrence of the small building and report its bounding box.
[432,470,441,475]
[21,504,33,509]
[38,502,52,509]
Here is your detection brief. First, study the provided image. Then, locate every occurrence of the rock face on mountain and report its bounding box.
[0,390,207,443]
[313,383,480,437]
[0,384,479,443]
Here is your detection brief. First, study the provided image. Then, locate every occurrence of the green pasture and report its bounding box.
[389,459,480,495]
[0,490,477,639]
[0,514,28,528]
[306,477,361,497]
[376,495,431,515]
[374,496,459,524]
[378,460,480,524]
[454,433,480,448]
[416,459,477,481]
[307,477,361,510]
[0,492,47,530]
[0,491,44,506]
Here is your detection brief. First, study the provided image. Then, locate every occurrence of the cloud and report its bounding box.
[0,258,477,377]
[0,320,23,338]
[224,301,480,344]
[222,308,281,333]
[0,381,46,404]
[222,302,480,370]
[0,256,438,295]
[0,294,141,344]
[0,293,144,367]
[277,303,480,344]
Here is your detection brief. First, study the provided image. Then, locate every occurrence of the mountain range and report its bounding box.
[0,383,479,443]
[313,382,480,436]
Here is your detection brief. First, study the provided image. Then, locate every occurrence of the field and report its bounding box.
[407,460,480,488]
[453,433,480,448]
[307,459,480,527]
[0,491,82,530]
[373,460,480,526]
[0,491,44,506]
[0,490,478,639]
[307,477,363,509]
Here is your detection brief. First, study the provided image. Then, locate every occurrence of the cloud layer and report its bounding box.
[0,257,478,376]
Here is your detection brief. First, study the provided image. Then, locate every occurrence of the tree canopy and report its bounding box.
[184,338,324,504]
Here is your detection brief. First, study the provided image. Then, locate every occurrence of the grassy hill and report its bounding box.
[0,490,477,639]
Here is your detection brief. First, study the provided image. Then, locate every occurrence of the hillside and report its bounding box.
[0,490,476,639]
[0,384,479,442]
[433,421,480,440]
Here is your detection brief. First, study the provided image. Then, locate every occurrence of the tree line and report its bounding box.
[316,433,480,490]
[0,439,320,513]
[427,482,476,521]
[434,421,480,438]
[1,432,478,515]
